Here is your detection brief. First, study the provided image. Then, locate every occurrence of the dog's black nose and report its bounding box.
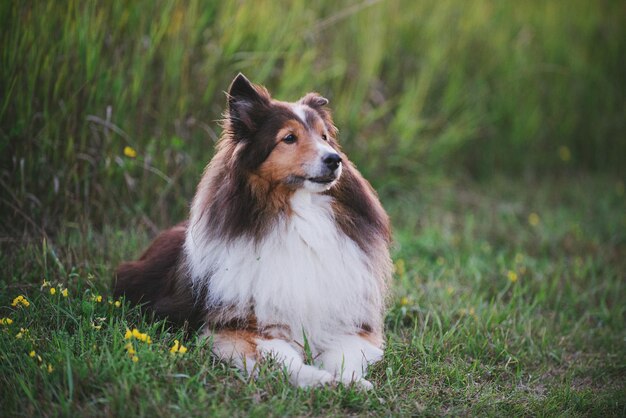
[322,153,342,171]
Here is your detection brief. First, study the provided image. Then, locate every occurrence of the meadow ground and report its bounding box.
[2,1,625,416]
[1,175,624,417]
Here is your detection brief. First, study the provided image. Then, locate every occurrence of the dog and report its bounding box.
[114,74,392,389]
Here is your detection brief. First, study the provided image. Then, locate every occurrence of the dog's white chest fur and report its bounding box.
[186,190,382,349]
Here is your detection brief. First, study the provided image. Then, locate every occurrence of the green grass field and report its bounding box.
[1,0,625,416]
[2,176,624,416]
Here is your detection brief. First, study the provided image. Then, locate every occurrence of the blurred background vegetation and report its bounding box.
[1,0,625,232]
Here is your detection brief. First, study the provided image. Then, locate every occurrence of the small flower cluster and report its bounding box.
[108,299,122,308]
[41,280,69,298]
[11,295,30,308]
[169,339,188,355]
[124,343,139,362]
[29,350,43,362]
[27,350,54,373]
[0,317,13,325]
[125,328,152,344]
[506,252,528,284]
[124,328,152,362]
[15,327,29,339]
[91,295,103,303]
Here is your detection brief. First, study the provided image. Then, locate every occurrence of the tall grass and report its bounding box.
[1,0,624,230]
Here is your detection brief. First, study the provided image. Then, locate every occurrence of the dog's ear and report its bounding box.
[227,73,270,138]
[300,92,338,139]
[300,92,329,109]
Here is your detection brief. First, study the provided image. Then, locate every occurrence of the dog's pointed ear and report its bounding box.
[300,92,329,108]
[228,73,264,107]
[300,92,337,139]
[226,73,271,138]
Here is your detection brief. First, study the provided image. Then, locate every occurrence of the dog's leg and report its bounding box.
[207,330,259,376]
[256,339,335,388]
[207,330,335,388]
[316,334,384,390]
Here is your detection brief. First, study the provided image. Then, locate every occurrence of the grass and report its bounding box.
[1,1,625,227]
[2,1,625,416]
[2,175,624,416]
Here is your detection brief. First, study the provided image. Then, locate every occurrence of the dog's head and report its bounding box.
[224,73,342,193]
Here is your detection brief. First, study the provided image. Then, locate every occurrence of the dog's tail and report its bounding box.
[113,221,205,328]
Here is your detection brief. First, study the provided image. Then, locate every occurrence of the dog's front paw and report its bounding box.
[338,376,374,391]
[292,365,335,388]
[354,378,374,391]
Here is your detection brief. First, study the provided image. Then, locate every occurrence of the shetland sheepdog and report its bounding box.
[114,74,392,389]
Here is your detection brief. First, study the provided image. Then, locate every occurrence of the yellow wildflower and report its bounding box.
[123,146,137,158]
[170,339,188,354]
[394,259,406,276]
[92,295,102,303]
[399,296,409,307]
[131,328,152,344]
[49,287,56,295]
[507,270,518,283]
[41,280,51,288]
[15,328,28,339]
[528,213,540,227]
[124,329,133,339]
[0,318,13,325]
[124,342,136,355]
[91,322,102,330]
[29,350,36,358]
[11,295,30,308]
[114,300,121,308]
[125,340,140,362]
[61,289,68,297]
[558,146,571,162]
[47,364,54,373]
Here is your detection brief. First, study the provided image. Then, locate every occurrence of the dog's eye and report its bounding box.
[321,134,328,141]
[283,134,297,144]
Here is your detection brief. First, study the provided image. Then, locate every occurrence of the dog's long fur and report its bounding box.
[114,74,392,388]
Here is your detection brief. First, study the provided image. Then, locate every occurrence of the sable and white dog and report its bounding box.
[114,74,392,389]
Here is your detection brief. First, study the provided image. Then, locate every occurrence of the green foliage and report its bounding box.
[1,1,625,229]
[1,177,624,416]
